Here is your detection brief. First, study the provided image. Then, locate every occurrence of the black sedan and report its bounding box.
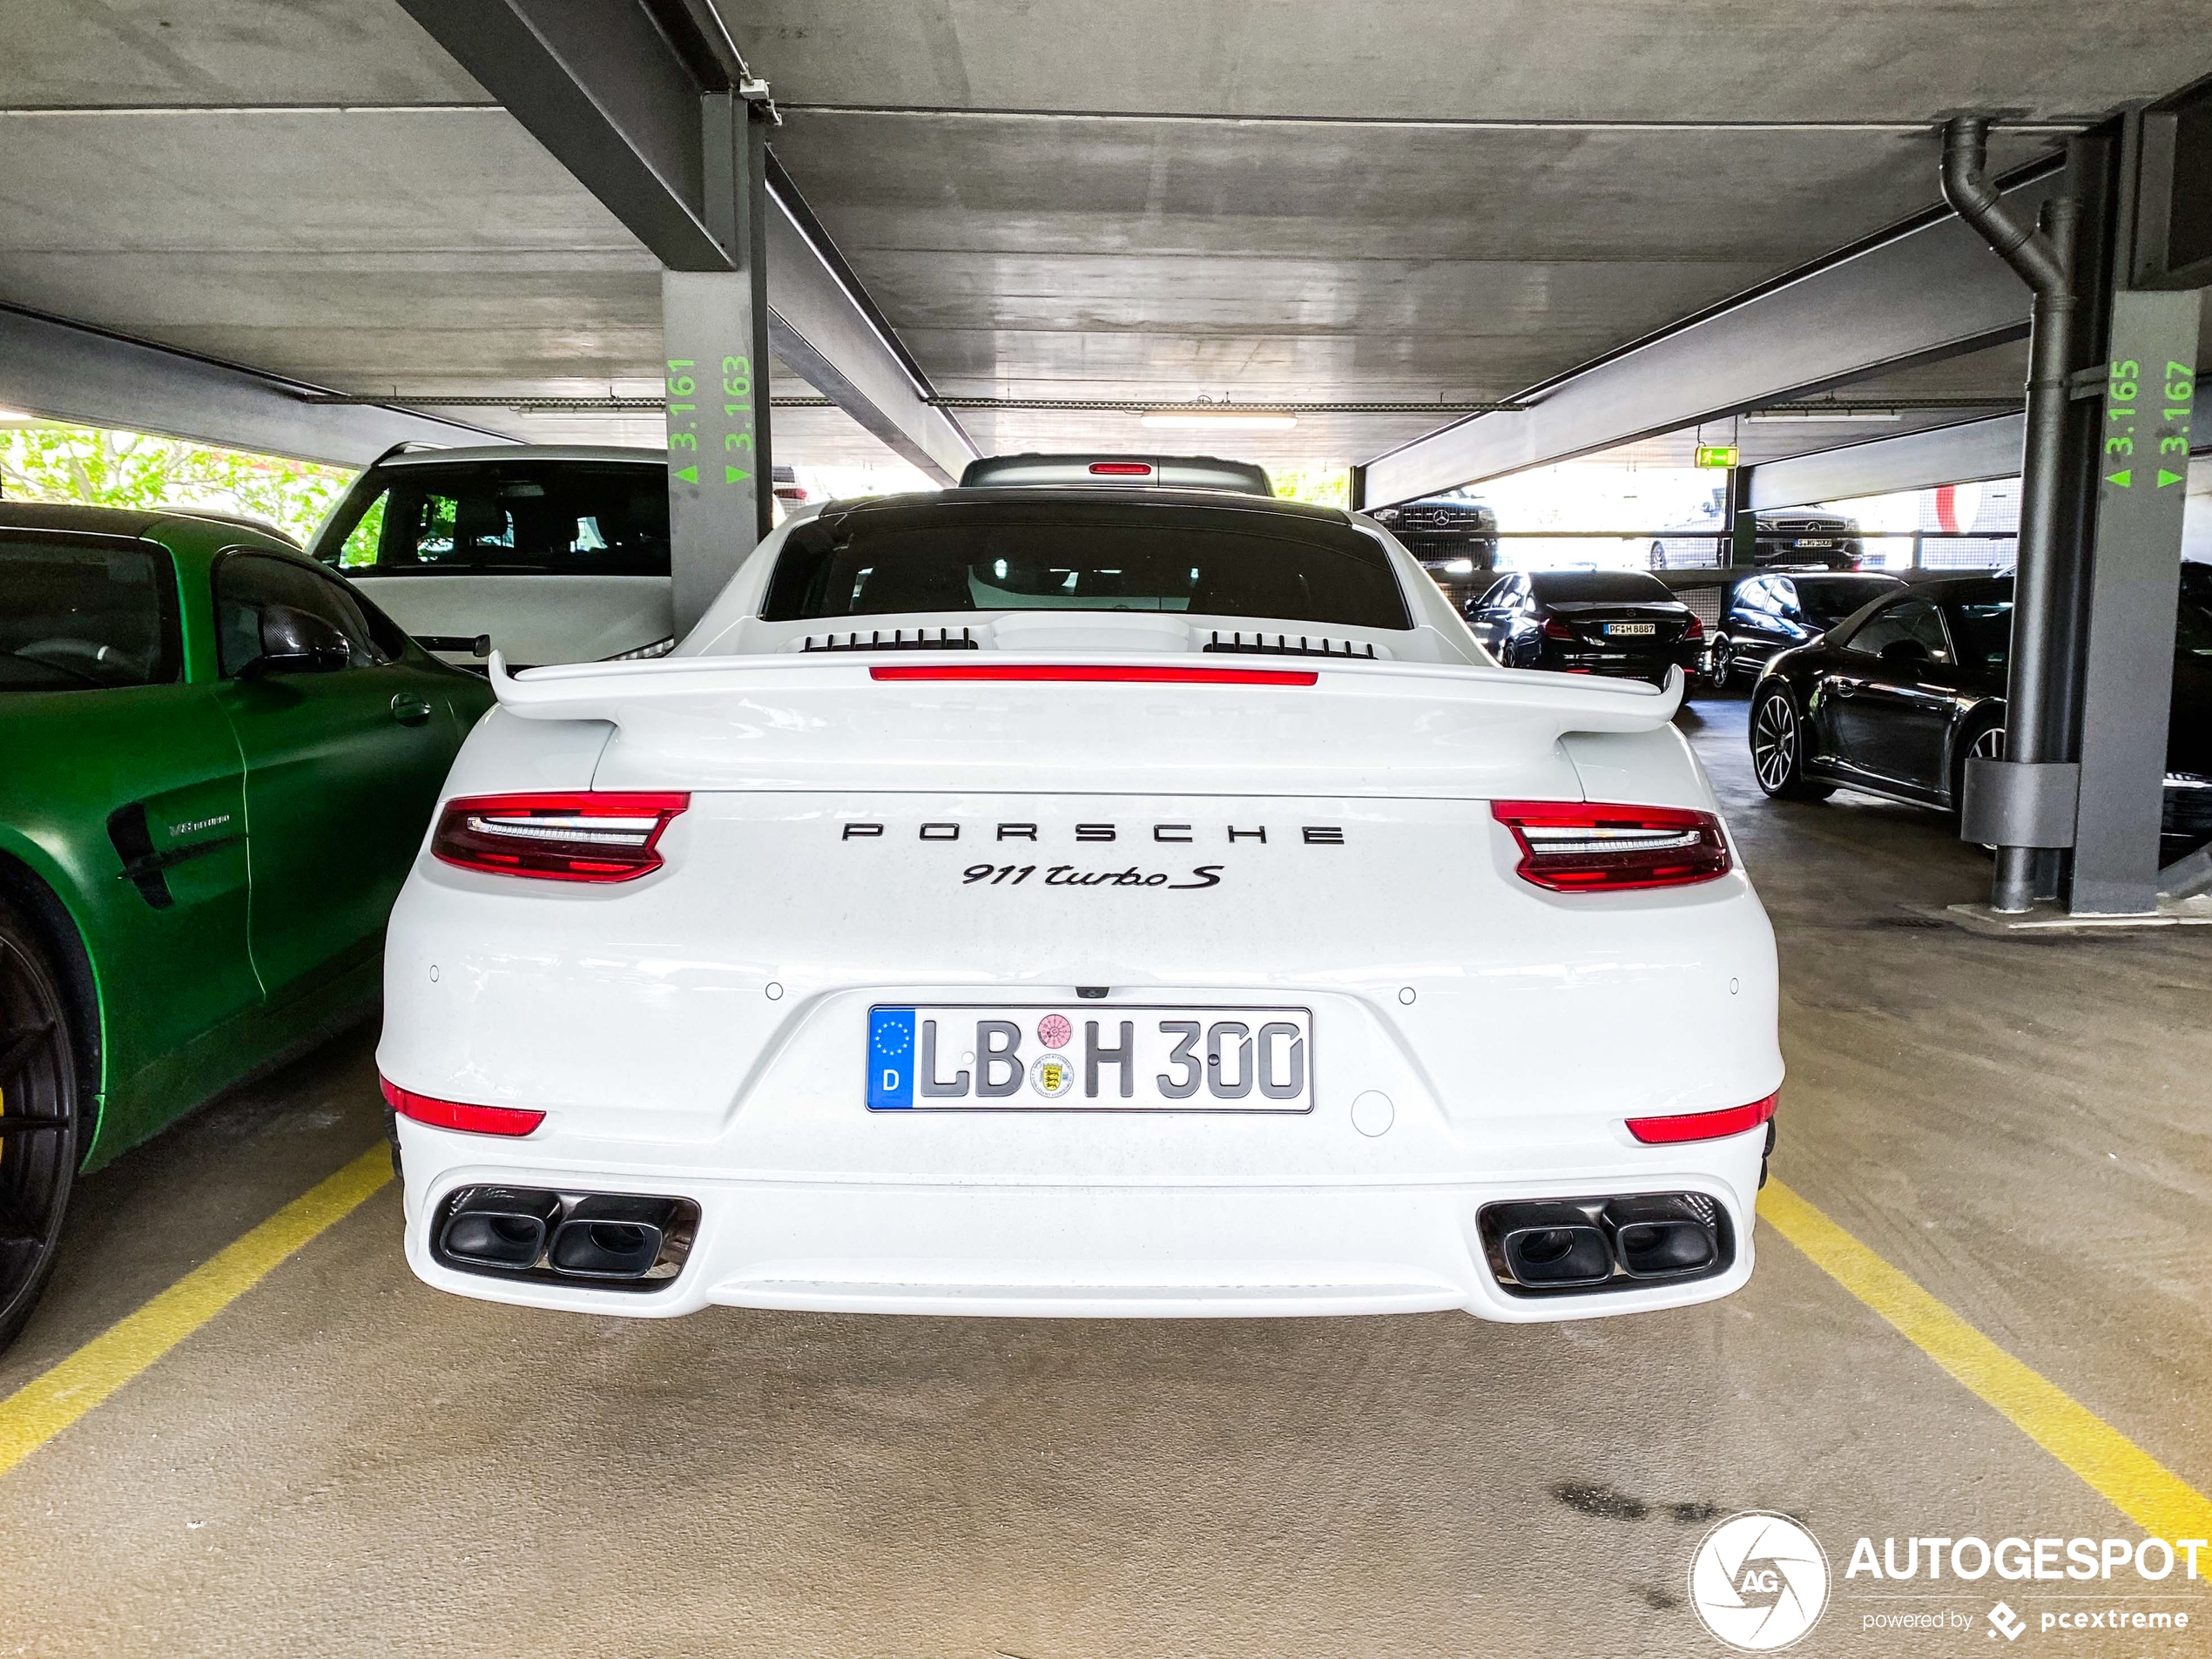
[1465,570,1704,687]
[1747,571,2212,842]
[1710,570,1905,685]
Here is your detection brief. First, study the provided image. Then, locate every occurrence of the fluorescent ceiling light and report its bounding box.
[1139,410,1298,431]
[1743,410,1905,423]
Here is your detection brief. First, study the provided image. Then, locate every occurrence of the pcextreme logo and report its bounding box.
[1689,1512,1831,1651]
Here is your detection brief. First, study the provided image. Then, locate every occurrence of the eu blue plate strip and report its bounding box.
[869,1008,915,1109]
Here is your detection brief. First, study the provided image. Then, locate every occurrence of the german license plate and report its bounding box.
[868,1005,1313,1111]
[1605,622,1656,637]
[1796,537,1834,548]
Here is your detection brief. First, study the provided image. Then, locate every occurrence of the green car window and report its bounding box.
[334,490,389,570]
[214,552,389,677]
[0,532,181,692]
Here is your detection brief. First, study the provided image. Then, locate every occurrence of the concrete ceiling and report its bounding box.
[2,0,2209,473]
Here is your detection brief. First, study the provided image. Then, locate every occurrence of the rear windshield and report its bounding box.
[761,498,1412,630]
[0,534,180,692]
[1794,576,1899,625]
[1529,571,1674,604]
[322,462,670,577]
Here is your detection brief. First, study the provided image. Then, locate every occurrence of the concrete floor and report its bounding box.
[3,691,2209,1657]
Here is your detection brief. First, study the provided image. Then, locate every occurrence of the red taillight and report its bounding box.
[1089,462,1153,476]
[381,1076,545,1137]
[1490,799,1732,892]
[868,664,1317,686]
[1683,614,1705,640]
[1540,616,1577,640]
[431,792,689,882]
[1627,1093,1777,1144]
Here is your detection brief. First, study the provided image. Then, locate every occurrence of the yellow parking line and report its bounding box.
[1760,1178,2212,1540]
[0,1143,391,1480]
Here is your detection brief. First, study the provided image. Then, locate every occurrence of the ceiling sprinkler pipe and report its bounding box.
[1940,117,2077,913]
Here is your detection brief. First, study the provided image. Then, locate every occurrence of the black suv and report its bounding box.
[1369,496,1500,604]
[1649,507,1863,570]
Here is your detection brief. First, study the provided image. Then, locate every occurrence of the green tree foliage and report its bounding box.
[0,424,356,545]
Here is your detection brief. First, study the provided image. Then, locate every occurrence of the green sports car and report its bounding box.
[0,502,494,1346]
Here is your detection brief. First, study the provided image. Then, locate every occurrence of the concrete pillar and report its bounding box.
[2069,291,2202,913]
[664,93,774,636]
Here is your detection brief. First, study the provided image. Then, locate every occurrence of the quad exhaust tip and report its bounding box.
[1480,1192,1731,1296]
[435,1187,698,1291]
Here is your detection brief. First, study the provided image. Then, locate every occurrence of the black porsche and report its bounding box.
[1464,570,1704,687]
[1746,570,2212,843]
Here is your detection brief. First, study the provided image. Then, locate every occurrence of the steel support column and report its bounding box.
[665,94,773,635]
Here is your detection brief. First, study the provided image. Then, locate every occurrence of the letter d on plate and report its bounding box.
[869,1008,916,1109]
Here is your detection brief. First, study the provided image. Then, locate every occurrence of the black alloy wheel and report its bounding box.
[0,896,80,1351]
[1709,635,1737,687]
[1750,685,1835,801]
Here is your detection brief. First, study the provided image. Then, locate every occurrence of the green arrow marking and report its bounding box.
[674,464,698,484]
[2158,469,2184,488]
[725,465,752,484]
[2107,469,2132,489]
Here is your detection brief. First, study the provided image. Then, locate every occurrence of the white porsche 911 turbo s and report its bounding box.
[377,465,1781,1322]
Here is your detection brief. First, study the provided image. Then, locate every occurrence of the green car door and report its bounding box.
[208,550,466,1005]
[0,528,261,1143]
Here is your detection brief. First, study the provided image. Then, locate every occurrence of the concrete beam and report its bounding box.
[1748,413,2026,509]
[1362,165,2059,505]
[762,165,977,482]
[0,305,505,467]
[394,0,976,482]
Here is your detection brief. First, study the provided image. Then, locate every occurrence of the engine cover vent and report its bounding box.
[1202,631,1380,660]
[800,627,981,653]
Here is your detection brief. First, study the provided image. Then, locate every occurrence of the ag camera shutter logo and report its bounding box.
[1689,1512,1831,1651]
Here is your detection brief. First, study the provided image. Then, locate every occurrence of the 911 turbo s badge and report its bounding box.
[962,862,1224,889]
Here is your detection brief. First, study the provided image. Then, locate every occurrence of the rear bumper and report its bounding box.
[395,1116,1765,1322]
[1534,644,1701,684]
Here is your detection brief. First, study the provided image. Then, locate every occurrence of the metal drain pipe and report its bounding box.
[1940,117,2079,912]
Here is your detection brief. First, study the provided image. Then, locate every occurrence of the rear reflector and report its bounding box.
[869,664,1318,686]
[1089,461,1153,476]
[1627,1093,1777,1145]
[1491,799,1731,891]
[431,792,689,882]
[381,1076,545,1137]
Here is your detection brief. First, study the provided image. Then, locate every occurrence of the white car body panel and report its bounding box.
[346,573,672,668]
[380,491,1783,1321]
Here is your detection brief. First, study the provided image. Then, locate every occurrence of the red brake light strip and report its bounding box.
[1626,1093,1777,1144]
[869,664,1318,686]
[381,1076,545,1137]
